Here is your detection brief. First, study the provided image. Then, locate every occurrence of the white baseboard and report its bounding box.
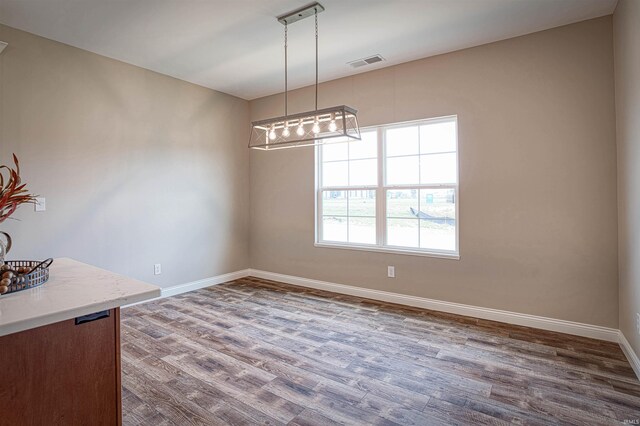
[124,269,251,307]
[161,269,251,298]
[619,331,640,379]
[248,269,620,343]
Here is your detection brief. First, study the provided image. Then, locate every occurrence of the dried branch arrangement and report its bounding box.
[0,154,37,224]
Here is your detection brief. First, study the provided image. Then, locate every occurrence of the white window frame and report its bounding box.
[315,115,459,260]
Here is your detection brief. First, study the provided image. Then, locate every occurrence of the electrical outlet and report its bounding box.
[387,266,395,278]
[34,197,46,212]
[154,263,162,275]
[636,313,640,336]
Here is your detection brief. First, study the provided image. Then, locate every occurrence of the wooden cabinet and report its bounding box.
[0,308,122,425]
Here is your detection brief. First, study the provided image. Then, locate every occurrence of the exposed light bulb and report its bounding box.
[296,121,305,136]
[268,127,277,140]
[312,120,320,134]
[282,126,290,137]
[328,113,337,132]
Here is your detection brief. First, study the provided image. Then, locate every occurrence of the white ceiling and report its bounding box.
[0,0,617,100]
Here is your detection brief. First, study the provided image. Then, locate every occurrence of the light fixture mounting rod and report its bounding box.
[277,2,325,25]
[284,21,288,117]
[315,8,318,111]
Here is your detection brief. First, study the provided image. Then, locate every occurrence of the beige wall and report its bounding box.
[249,17,618,327]
[0,24,250,288]
[614,0,640,355]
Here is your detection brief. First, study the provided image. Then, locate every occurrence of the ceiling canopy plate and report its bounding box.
[277,2,325,26]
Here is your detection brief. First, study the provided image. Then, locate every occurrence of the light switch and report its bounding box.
[34,197,46,212]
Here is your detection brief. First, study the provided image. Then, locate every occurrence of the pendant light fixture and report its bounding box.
[248,2,361,150]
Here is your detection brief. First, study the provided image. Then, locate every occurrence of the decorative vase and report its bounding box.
[0,231,12,266]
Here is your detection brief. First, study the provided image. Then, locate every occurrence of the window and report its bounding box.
[316,116,458,258]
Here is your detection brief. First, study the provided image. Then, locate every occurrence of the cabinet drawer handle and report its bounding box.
[75,310,110,325]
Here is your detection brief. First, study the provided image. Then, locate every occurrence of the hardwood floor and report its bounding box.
[121,277,640,425]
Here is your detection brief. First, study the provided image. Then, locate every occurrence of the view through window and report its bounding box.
[316,116,458,257]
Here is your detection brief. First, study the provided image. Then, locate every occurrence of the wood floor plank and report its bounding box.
[121,361,219,425]
[122,387,174,426]
[288,408,346,426]
[121,277,640,425]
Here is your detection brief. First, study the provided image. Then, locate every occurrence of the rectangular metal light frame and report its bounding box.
[248,105,360,150]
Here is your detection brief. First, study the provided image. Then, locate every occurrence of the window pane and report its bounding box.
[386,189,418,218]
[387,218,419,248]
[349,159,377,186]
[386,156,419,185]
[322,216,347,242]
[386,126,419,157]
[349,131,377,160]
[420,153,457,184]
[420,221,456,251]
[322,161,348,187]
[420,121,456,154]
[322,141,348,162]
[418,189,456,219]
[349,217,376,244]
[322,191,347,216]
[418,189,456,251]
[349,190,376,217]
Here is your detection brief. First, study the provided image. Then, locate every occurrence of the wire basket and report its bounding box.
[0,259,54,295]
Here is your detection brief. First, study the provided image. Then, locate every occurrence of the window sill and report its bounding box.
[314,242,460,260]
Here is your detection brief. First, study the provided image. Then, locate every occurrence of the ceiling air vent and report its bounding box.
[348,54,385,68]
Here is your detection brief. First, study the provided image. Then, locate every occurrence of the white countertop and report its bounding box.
[0,257,161,337]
